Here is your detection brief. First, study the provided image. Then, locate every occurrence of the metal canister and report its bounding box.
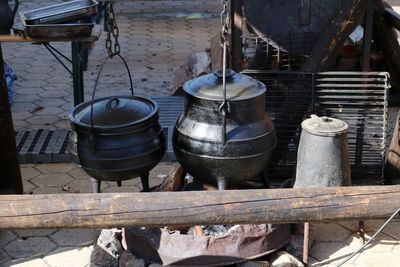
[294,115,351,188]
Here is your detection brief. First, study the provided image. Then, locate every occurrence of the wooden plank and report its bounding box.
[0,44,23,194]
[0,185,399,229]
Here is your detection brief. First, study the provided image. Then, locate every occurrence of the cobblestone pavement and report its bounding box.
[3,0,219,130]
[2,0,400,266]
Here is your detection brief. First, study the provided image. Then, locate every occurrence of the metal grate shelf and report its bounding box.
[242,70,389,185]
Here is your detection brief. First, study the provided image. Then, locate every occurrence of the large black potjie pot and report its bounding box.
[173,70,277,189]
[69,95,165,192]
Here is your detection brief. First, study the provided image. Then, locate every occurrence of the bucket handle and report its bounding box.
[218,38,229,145]
[88,54,133,152]
[90,54,134,132]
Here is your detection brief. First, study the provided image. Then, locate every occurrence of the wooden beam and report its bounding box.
[0,185,399,229]
[362,1,374,71]
[302,0,368,72]
[373,0,400,90]
[0,43,23,194]
[230,0,243,71]
[385,8,400,31]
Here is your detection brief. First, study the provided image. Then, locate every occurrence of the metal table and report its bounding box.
[0,29,101,193]
[0,28,101,106]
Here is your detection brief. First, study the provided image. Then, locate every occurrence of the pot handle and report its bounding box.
[90,54,134,132]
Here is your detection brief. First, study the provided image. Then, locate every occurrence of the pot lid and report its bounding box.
[302,115,348,136]
[71,96,157,128]
[183,70,266,101]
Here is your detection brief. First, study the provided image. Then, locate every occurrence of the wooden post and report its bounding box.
[0,43,23,194]
[362,0,374,71]
[0,185,399,229]
[302,0,368,72]
[230,0,243,71]
[385,110,400,180]
[373,0,400,90]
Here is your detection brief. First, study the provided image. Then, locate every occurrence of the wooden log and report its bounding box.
[152,165,185,192]
[0,44,23,194]
[0,185,400,229]
[385,110,400,181]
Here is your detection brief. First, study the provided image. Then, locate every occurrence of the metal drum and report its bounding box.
[244,0,353,55]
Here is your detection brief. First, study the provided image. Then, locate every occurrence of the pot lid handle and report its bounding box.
[106,97,120,110]
[214,69,235,78]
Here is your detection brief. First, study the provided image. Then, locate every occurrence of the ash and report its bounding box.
[188,225,240,237]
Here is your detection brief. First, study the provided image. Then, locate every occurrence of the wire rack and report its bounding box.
[242,70,389,185]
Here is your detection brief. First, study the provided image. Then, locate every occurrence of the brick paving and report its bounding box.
[3,0,219,131]
[2,0,400,266]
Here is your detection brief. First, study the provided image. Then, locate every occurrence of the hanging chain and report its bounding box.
[219,0,230,111]
[220,0,230,47]
[105,0,120,58]
[219,0,230,145]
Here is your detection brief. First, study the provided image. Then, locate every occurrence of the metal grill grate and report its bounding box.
[16,129,71,164]
[315,72,389,183]
[242,70,389,185]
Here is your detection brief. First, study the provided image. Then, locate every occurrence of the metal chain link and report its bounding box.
[105,0,120,57]
[219,0,230,111]
[219,0,230,145]
[220,0,230,45]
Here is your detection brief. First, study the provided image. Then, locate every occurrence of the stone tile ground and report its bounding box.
[3,0,219,130]
[2,0,400,266]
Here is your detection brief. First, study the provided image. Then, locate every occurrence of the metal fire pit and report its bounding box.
[242,34,309,71]
[122,224,291,267]
[243,70,389,185]
[243,0,341,56]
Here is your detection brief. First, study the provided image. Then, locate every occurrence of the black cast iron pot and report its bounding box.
[173,70,277,189]
[69,95,165,188]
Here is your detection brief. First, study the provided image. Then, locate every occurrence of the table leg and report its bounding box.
[0,43,23,194]
[71,41,84,106]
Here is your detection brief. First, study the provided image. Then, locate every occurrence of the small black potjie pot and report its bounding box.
[69,95,165,192]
